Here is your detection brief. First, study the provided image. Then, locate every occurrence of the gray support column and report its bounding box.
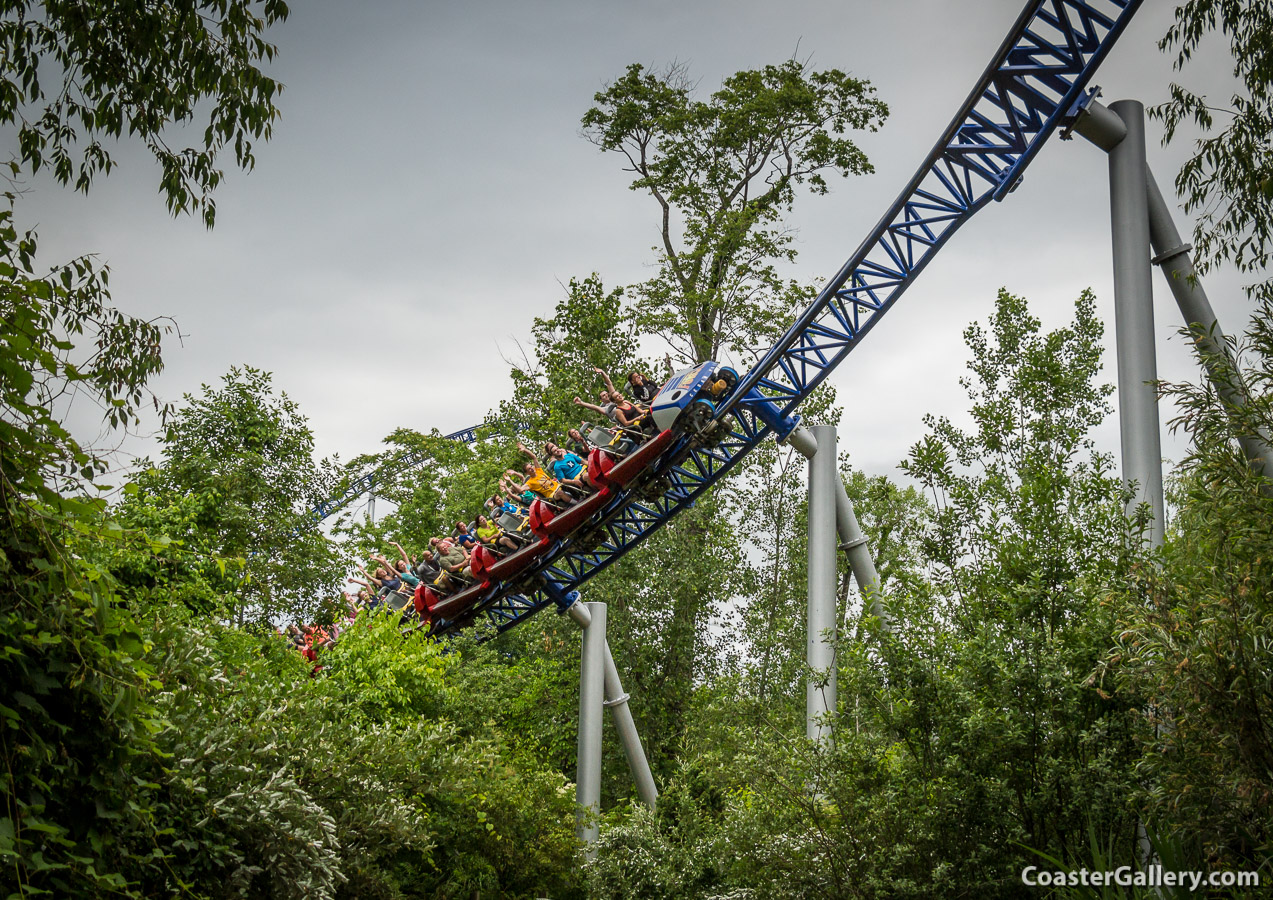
[1145,175,1273,479]
[834,481,889,633]
[1108,100,1165,546]
[576,601,606,850]
[603,644,659,810]
[1072,96,1127,152]
[806,425,839,744]
[785,424,819,460]
[1074,98,1273,482]
[565,599,659,813]
[790,423,889,635]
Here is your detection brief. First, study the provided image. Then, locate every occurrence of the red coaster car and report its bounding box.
[528,487,611,539]
[587,429,675,490]
[414,584,439,621]
[430,579,491,623]
[481,535,553,582]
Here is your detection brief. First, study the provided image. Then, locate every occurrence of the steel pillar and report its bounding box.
[1073,97,1183,872]
[806,425,839,744]
[564,599,658,811]
[834,480,889,633]
[1145,175,1273,479]
[1107,100,1165,546]
[575,601,606,850]
[789,424,889,634]
[785,424,819,460]
[603,643,659,809]
[1074,98,1273,482]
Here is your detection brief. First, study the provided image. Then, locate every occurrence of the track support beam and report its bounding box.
[789,425,889,634]
[563,597,658,821]
[834,479,889,634]
[574,601,606,851]
[1107,99,1165,546]
[806,425,839,744]
[603,642,659,810]
[1073,97,1273,485]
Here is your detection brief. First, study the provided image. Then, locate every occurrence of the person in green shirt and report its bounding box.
[372,544,421,588]
[474,513,519,554]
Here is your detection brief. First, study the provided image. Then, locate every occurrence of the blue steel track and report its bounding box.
[317,0,1145,637]
[307,424,483,525]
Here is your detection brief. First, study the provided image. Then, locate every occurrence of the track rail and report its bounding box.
[308,423,484,524]
[338,0,1146,636]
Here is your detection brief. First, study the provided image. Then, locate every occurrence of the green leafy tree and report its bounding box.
[0,0,289,226]
[1155,0,1273,299]
[840,467,931,624]
[0,206,175,899]
[109,472,244,615]
[120,610,584,899]
[1100,300,1273,867]
[861,288,1141,889]
[582,59,887,364]
[902,289,1131,620]
[502,272,641,432]
[723,384,839,706]
[575,58,890,786]
[127,366,341,625]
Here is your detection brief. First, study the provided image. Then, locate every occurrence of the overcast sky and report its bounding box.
[24,0,1251,492]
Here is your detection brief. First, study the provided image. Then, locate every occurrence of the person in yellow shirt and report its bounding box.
[503,462,568,505]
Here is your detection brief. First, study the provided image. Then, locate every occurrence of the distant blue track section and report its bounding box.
[307,424,483,524]
[321,0,1145,637]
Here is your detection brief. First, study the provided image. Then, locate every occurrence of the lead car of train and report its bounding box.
[418,361,759,634]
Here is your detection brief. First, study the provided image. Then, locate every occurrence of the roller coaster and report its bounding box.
[315,0,1145,638]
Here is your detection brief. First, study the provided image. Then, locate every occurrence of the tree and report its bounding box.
[901,289,1131,616]
[583,290,1146,898]
[582,59,887,364]
[502,272,641,432]
[1155,0,1273,299]
[128,366,341,625]
[888,288,1142,873]
[0,0,289,226]
[1100,299,1273,866]
[578,61,889,768]
[0,207,175,900]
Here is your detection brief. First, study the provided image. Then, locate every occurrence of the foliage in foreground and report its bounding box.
[0,204,581,897]
[1100,301,1273,867]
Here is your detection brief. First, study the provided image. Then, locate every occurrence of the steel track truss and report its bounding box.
[723,0,1141,421]
[308,423,486,523]
[428,0,1146,640]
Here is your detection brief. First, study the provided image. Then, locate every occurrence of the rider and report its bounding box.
[627,370,659,405]
[503,461,569,505]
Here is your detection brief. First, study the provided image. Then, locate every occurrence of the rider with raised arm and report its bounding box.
[503,462,569,505]
[544,441,591,491]
[567,426,594,458]
[627,370,659,405]
[597,366,660,409]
